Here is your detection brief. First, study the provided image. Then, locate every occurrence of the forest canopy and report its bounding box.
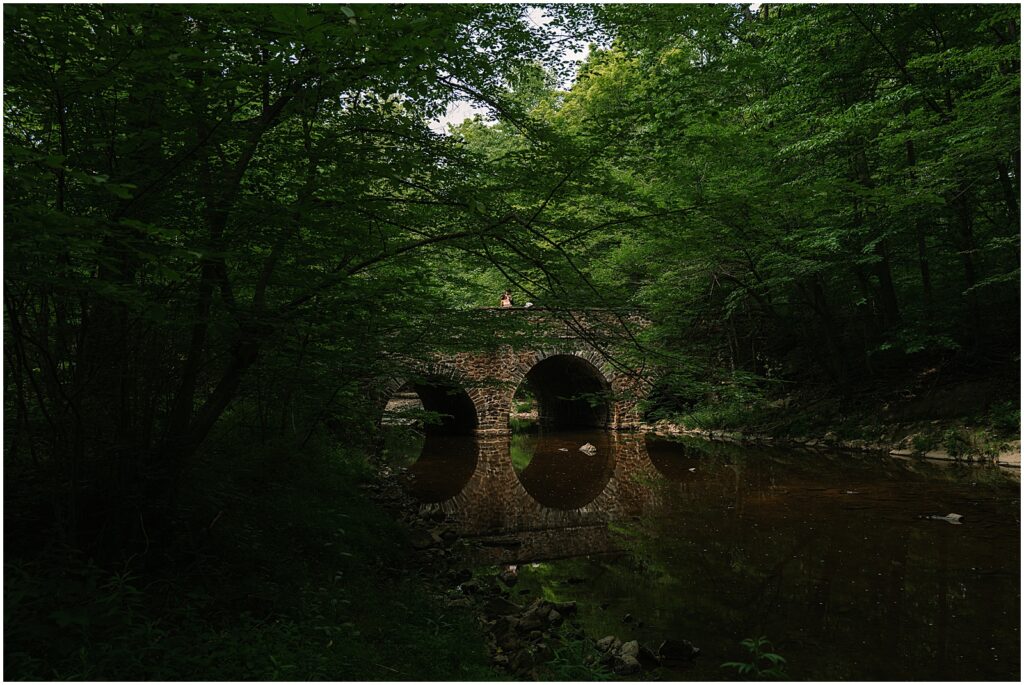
[4,1,1020,542]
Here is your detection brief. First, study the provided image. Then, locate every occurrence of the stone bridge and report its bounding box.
[377,307,650,434]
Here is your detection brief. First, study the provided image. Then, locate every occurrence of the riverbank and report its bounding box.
[648,366,1020,471]
[642,420,1021,471]
[370,448,685,680]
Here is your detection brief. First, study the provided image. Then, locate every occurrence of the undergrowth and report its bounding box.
[4,431,497,680]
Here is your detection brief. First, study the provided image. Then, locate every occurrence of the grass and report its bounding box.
[4,432,498,681]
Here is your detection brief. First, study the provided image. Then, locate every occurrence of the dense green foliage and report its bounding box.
[4,3,1020,680]
[6,431,497,679]
[454,4,1020,417]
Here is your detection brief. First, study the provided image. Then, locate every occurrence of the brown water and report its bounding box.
[382,428,1021,681]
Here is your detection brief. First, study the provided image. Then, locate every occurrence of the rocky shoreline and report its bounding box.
[642,421,1021,471]
[362,462,699,680]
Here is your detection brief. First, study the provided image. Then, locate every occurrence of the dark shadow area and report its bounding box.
[522,355,611,429]
[385,380,478,435]
[401,435,479,503]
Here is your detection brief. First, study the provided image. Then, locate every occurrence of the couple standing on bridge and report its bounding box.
[500,290,532,308]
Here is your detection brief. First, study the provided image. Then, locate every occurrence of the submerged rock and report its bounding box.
[658,638,700,663]
[638,643,661,667]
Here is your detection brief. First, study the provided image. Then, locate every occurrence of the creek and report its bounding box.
[382,426,1020,680]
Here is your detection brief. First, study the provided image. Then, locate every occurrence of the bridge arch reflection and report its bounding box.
[391,428,680,563]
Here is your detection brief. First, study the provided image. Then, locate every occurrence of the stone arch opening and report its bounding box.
[384,378,478,436]
[519,354,612,429]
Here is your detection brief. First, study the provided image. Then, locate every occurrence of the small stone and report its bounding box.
[553,600,577,615]
[510,650,535,675]
[547,609,563,626]
[638,643,661,667]
[620,640,640,659]
[614,655,642,676]
[440,529,459,544]
[622,612,635,624]
[518,613,544,632]
[484,596,523,617]
[658,639,700,664]
[596,636,617,653]
[579,442,598,456]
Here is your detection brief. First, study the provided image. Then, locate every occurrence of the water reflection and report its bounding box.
[384,427,1020,681]
[511,431,616,509]
[399,435,478,503]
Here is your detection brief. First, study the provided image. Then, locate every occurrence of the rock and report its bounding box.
[658,639,700,663]
[620,640,640,659]
[596,635,622,653]
[439,529,459,544]
[484,596,523,617]
[450,568,472,585]
[460,579,481,595]
[926,512,963,524]
[409,529,437,550]
[614,655,642,676]
[498,568,518,586]
[579,442,598,456]
[497,631,520,652]
[622,612,636,624]
[547,609,563,626]
[510,650,535,675]
[638,643,661,667]
[518,613,544,632]
[552,600,577,615]
[427,508,446,523]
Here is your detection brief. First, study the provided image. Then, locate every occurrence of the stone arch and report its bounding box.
[508,348,638,430]
[377,361,481,436]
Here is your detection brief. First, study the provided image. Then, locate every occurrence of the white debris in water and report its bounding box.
[579,442,598,456]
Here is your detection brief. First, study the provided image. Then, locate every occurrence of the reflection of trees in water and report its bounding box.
[584,449,1021,681]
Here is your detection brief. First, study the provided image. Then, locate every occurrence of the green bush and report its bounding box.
[4,434,498,681]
